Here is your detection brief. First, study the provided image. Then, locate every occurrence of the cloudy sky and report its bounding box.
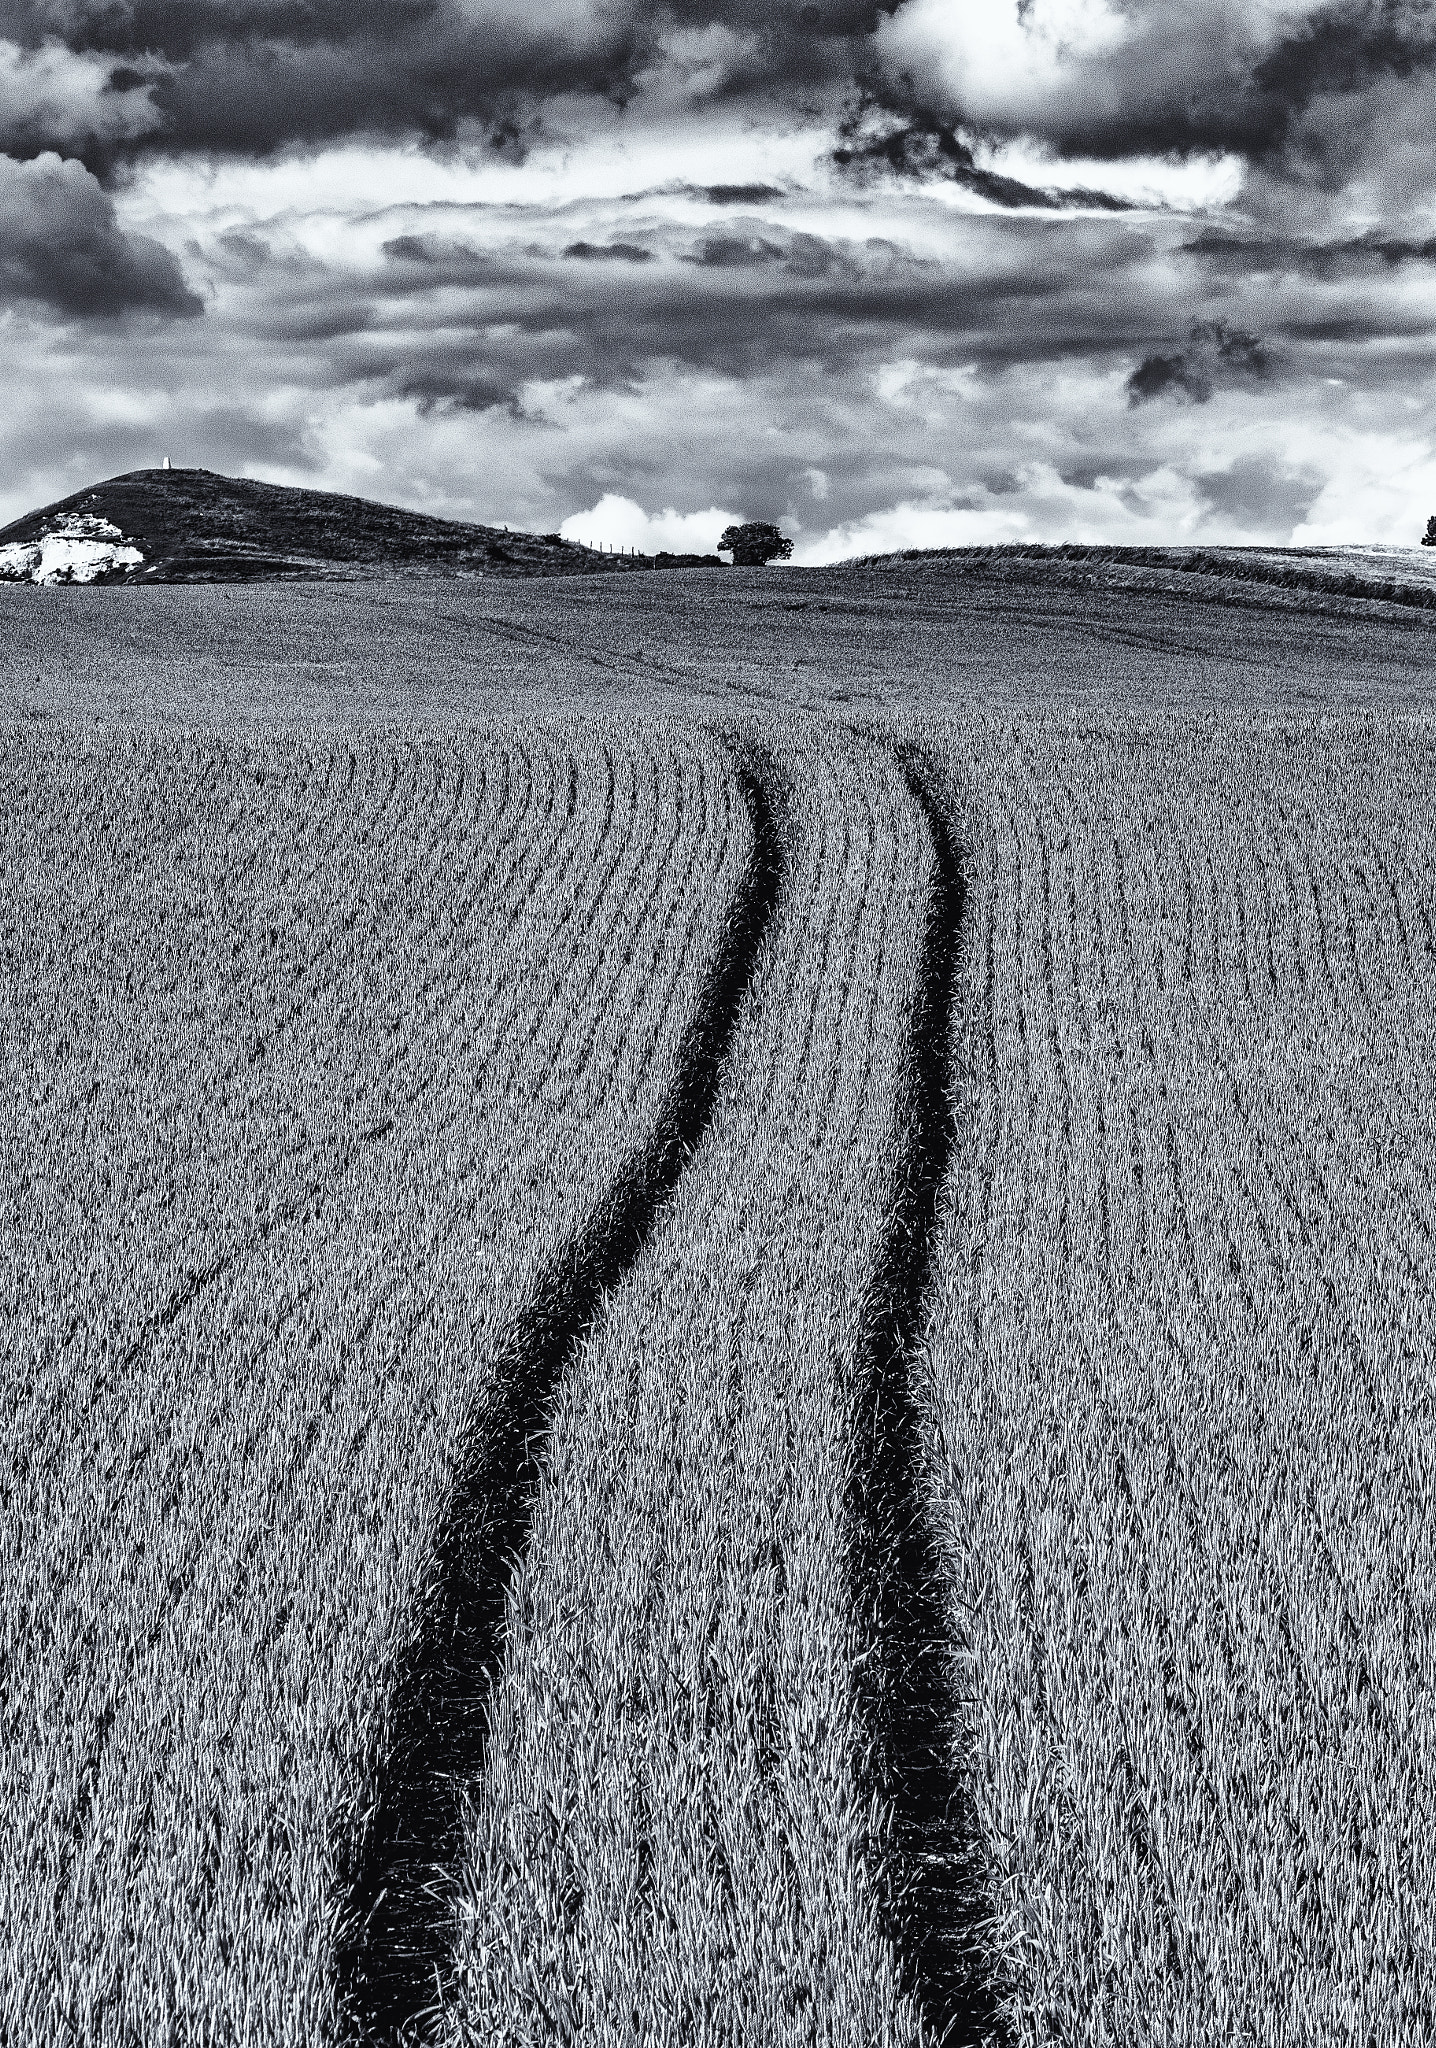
[5,2,1436,556]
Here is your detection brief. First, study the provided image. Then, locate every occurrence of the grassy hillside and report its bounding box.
[0,468,684,583]
[850,538,1436,618]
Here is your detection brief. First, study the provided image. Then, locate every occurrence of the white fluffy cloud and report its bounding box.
[874,0,1135,134]
[870,1,1350,158]
[792,462,1219,563]
[559,494,742,554]
[1291,431,1436,543]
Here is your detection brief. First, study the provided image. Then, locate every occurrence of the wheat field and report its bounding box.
[910,714,1436,2047]
[1,720,754,2041]
[3,565,1434,2045]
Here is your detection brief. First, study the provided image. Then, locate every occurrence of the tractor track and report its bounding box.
[848,752,1006,2046]
[337,755,781,2046]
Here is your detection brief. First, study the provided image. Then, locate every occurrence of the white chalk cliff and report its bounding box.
[0,513,144,585]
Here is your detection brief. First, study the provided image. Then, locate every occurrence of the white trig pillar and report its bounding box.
[163,456,172,469]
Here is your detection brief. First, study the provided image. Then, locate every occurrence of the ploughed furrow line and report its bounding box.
[0,721,753,2047]
[428,731,982,2048]
[338,760,780,2041]
[909,716,1436,2048]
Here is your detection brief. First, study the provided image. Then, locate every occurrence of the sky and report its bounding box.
[5,2,1436,557]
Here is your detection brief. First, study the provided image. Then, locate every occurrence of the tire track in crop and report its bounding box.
[4,730,754,2041]
[337,756,780,2047]
[11,741,665,1786]
[904,727,1436,2044]
[848,754,1006,2047]
[433,733,945,2047]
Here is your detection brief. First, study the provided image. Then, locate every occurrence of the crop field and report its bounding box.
[438,734,945,2046]
[1,721,757,2041]
[3,564,1436,2046]
[912,717,1436,2047]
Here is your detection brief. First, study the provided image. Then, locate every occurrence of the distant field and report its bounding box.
[3,561,1434,2045]
[4,544,1436,727]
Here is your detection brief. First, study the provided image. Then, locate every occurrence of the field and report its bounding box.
[3,557,1435,2045]
[915,720,1436,2044]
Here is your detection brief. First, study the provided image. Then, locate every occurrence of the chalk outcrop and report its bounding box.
[0,513,144,585]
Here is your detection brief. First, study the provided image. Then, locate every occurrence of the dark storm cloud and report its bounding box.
[564,240,655,261]
[1127,351,1206,404]
[377,229,655,286]
[233,210,1197,418]
[0,2,887,165]
[680,225,859,277]
[6,0,1431,187]
[0,1,635,160]
[215,228,271,269]
[830,110,1135,210]
[683,234,788,269]
[700,184,789,204]
[393,364,534,417]
[1185,230,1436,276]
[1127,320,1271,405]
[220,188,1436,438]
[381,232,492,274]
[0,148,201,313]
[1252,0,1436,114]
[7,0,1433,469]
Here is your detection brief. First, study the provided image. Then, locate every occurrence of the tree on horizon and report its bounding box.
[718,522,794,566]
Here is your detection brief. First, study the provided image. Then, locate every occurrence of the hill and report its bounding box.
[0,468,718,584]
[844,538,1436,616]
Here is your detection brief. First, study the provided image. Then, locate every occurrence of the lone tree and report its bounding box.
[1423,516,1436,547]
[718,521,793,566]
